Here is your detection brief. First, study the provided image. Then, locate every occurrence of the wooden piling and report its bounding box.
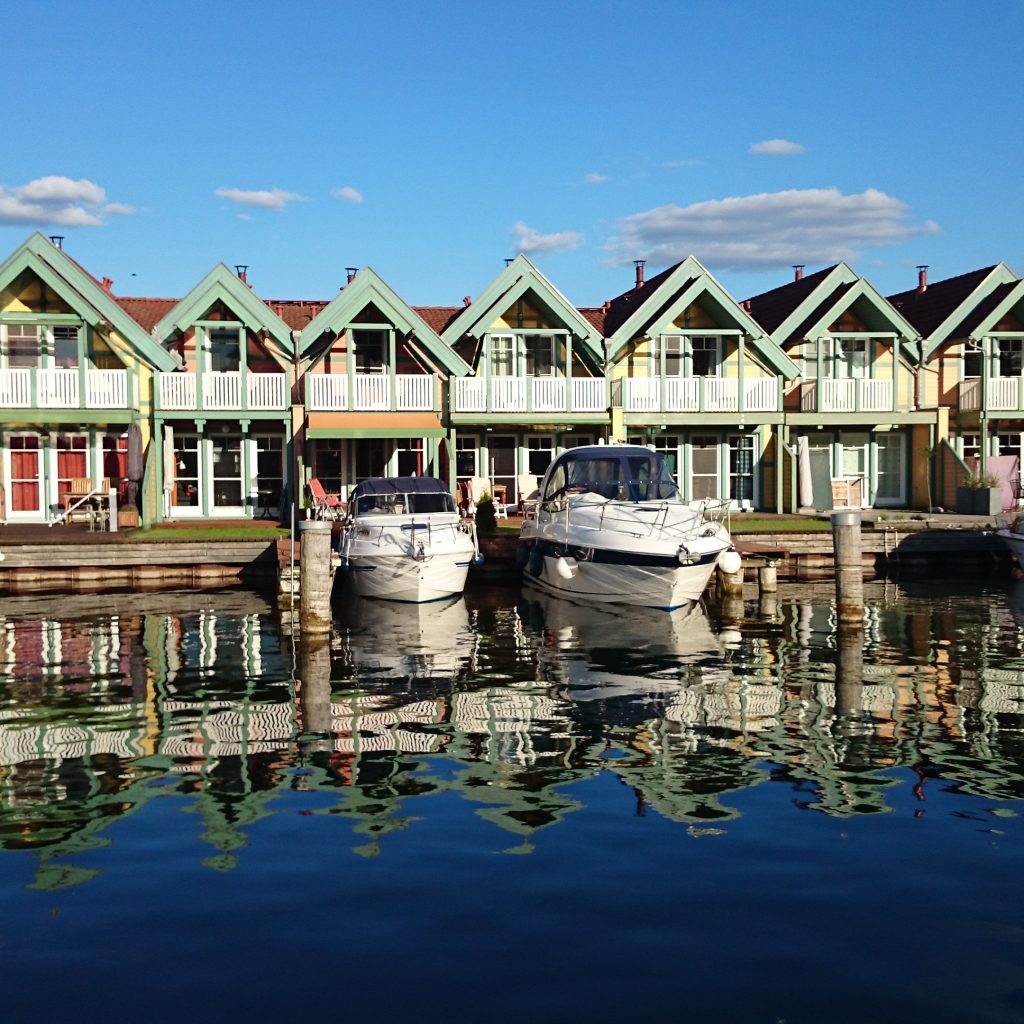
[299,520,334,635]
[831,510,864,625]
[717,563,744,598]
[757,562,778,594]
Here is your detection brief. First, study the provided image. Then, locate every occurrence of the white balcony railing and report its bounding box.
[800,378,894,413]
[0,367,129,409]
[157,372,288,411]
[453,374,605,414]
[306,373,436,412]
[623,376,778,413]
[960,376,1024,412]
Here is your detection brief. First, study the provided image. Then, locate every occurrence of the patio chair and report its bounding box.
[517,474,540,517]
[308,478,345,520]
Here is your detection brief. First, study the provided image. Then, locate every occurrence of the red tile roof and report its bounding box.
[115,297,177,333]
[413,306,464,334]
[743,266,838,336]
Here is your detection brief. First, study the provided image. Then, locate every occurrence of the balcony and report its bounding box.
[307,373,437,412]
[622,376,778,413]
[453,375,606,414]
[959,376,1024,413]
[0,367,130,409]
[157,371,288,411]
[799,378,894,413]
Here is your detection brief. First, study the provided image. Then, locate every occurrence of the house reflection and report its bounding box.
[0,583,1021,886]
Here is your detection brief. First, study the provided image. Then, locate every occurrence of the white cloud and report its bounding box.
[103,202,135,216]
[604,187,940,271]
[583,172,609,184]
[332,186,364,204]
[661,158,704,169]
[511,220,583,255]
[0,175,127,227]
[215,187,303,209]
[749,138,806,156]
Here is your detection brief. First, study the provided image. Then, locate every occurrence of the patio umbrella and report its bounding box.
[798,435,813,510]
[127,421,143,482]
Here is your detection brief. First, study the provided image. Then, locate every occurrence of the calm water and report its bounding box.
[1,580,1023,1023]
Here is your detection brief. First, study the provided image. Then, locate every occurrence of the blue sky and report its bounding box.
[2,0,1021,310]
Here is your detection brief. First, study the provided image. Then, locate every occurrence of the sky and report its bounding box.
[2,0,1021,312]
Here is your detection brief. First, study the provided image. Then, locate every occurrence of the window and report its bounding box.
[960,433,981,464]
[174,435,201,508]
[691,337,720,377]
[6,324,40,368]
[355,439,388,480]
[835,338,868,379]
[210,435,243,507]
[354,330,387,374]
[315,439,345,494]
[729,434,754,503]
[395,438,424,477]
[527,436,555,476]
[963,342,982,379]
[255,435,284,509]
[53,327,79,368]
[654,436,681,481]
[997,339,1023,377]
[660,336,683,376]
[491,334,514,376]
[56,433,89,501]
[208,328,241,372]
[456,436,478,478]
[525,335,555,376]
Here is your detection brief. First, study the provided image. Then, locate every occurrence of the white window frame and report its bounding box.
[690,336,721,378]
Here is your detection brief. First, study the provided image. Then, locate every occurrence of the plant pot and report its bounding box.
[956,486,1002,515]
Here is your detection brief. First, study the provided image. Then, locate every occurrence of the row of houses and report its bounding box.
[1,230,1022,524]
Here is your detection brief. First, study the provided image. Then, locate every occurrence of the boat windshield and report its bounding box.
[353,491,456,515]
[541,452,679,502]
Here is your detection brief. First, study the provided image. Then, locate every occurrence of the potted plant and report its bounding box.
[955,473,1002,515]
[475,493,497,535]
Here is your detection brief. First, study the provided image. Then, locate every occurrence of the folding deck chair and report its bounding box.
[308,478,346,520]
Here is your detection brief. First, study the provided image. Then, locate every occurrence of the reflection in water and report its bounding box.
[0,581,1022,879]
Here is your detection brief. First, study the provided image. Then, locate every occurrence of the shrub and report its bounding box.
[475,494,497,534]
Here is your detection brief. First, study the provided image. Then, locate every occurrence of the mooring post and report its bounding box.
[717,562,744,599]
[831,510,864,625]
[757,561,778,594]
[835,623,865,722]
[299,520,334,635]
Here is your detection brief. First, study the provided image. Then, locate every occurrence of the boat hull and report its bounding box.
[345,551,473,603]
[518,538,724,610]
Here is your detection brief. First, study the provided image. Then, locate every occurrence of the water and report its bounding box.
[1,581,1023,1023]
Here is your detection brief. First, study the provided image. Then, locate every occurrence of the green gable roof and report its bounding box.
[0,232,178,372]
[299,267,470,376]
[153,263,294,357]
[606,255,799,377]
[441,254,602,360]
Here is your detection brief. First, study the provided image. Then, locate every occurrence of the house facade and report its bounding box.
[2,231,1021,523]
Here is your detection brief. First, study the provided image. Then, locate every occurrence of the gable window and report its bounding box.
[997,339,1023,377]
[963,342,982,379]
[691,337,720,377]
[354,329,387,374]
[525,334,555,376]
[834,338,868,379]
[656,336,683,376]
[491,334,514,376]
[53,326,79,368]
[5,324,41,368]
[208,328,241,372]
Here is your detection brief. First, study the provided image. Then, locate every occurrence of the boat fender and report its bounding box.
[527,544,544,577]
[515,541,531,567]
[555,556,578,580]
[718,549,742,575]
[473,552,485,566]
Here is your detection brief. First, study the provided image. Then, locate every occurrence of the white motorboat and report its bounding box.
[518,444,739,610]
[338,476,479,602]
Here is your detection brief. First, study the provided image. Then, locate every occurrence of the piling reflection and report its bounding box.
[0,582,1022,885]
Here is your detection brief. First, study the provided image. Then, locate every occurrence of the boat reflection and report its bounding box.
[0,583,1021,884]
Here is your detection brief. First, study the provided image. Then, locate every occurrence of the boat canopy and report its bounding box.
[541,448,679,503]
[350,476,456,515]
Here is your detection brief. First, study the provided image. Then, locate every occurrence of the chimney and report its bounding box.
[917,265,928,294]
[235,265,249,285]
[462,295,472,307]
[633,259,646,289]
[504,258,514,267]
[602,300,611,312]
[100,276,113,293]
[345,267,358,284]
[793,265,805,282]
[50,235,64,250]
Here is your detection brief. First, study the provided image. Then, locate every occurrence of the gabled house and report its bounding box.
[441,255,607,507]
[132,264,295,520]
[889,264,1024,503]
[747,264,928,510]
[298,267,470,498]
[0,232,177,523]
[603,257,799,511]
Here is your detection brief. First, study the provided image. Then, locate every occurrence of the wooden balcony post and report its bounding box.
[738,335,746,415]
